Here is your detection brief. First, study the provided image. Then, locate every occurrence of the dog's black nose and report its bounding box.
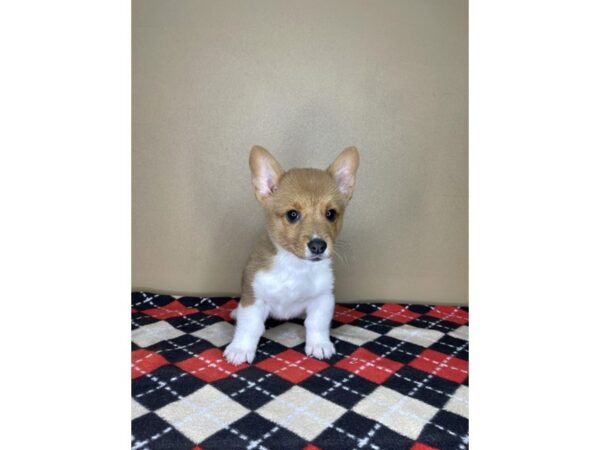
[307,238,327,255]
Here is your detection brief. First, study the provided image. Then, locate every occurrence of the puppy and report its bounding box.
[224,145,359,365]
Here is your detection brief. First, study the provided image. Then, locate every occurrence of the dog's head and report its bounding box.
[249,145,359,261]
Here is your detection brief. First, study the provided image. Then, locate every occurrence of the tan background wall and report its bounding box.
[132,0,468,304]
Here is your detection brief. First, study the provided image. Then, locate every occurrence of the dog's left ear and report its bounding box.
[328,147,359,201]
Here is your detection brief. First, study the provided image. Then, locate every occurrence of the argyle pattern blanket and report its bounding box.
[132,293,469,450]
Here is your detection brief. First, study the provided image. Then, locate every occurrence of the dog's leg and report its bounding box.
[304,294,336,359]
[224,302,267,365]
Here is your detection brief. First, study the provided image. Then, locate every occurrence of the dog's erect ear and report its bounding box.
[327,146,359,201]
[249,146,285,203]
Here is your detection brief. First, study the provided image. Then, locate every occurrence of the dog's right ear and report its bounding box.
[249,146,285,203]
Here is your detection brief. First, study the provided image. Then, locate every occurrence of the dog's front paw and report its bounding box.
[224,343,256,365]
[305,339,335,360]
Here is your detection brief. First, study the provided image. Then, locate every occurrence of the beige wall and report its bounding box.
[133,0,468,304]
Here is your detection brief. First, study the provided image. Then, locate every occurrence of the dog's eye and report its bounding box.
[285,210,300,223]
[325,209,337,222]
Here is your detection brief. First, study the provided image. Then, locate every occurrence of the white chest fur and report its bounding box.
[252,246,334,320]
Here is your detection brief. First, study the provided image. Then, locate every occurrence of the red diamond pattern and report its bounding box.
[141,300,200,320]
[426,306,469,324]
[411,443,440,450]
[409,349,468,383]
[176,348,248,382]
[335,348,403,384]
[371,304,420,323]
[256,349,329,383]
[203,299,239,320]
[333,305,366,323]
[131,349,169,379]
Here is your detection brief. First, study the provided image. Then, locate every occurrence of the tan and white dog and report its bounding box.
[224,146,359,365]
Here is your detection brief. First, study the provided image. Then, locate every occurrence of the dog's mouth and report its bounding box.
[306,255,327,262]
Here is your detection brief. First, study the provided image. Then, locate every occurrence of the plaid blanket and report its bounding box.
[132,293,469,450]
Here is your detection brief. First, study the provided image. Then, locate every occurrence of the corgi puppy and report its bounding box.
[224,145,359,365]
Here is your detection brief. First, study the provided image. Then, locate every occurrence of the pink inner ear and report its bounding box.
[258,168,276,197]
[334,166,352,194]
[266,176,277,194]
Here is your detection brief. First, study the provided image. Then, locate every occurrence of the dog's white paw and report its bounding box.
[305,339,335,360]
[223,343,255,365]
